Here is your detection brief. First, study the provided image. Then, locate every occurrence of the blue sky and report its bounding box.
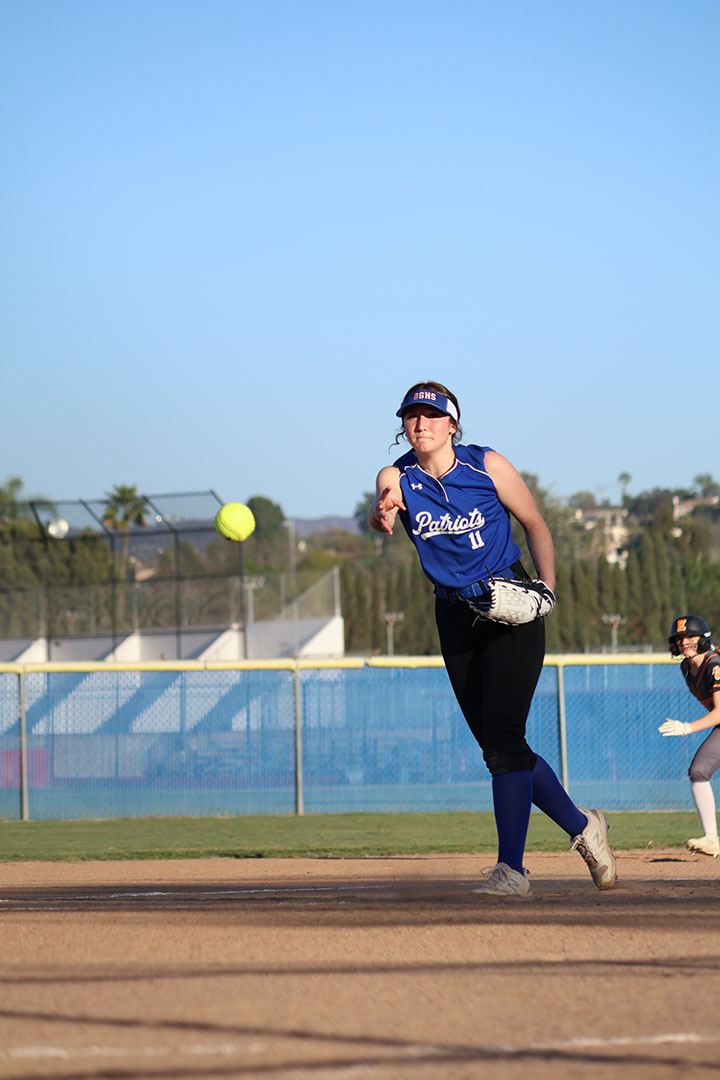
[2,0,718,519]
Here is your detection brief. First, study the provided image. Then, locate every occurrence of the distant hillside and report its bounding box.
[292,516,360,538]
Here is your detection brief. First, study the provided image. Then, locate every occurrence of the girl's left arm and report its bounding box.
[661,688,720,736]
[691,688,720,734]
[484,451,556,590]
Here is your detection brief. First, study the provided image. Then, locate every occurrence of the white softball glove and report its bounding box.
[465,577,556,626]
[658,719,692,737]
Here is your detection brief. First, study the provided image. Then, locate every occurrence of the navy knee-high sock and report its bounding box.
[492,770,533,873]
[531,754,587,837]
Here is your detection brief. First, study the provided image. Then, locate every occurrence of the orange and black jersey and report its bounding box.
[681,648,720,711]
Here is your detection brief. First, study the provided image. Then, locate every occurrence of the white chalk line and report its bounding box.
[0,881,466,908]
[0,884,386,901]
[2,1031,719,1064]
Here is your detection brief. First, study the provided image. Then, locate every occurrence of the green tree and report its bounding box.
[0,476,54,522]
[402,560,438,654]
[693,474,720,499]
[370,568,384,653]
[242,496,292,576]
[341,563,371,653]
[517,473,588,565]
[103,484,148,582]
[648,501,675,540]
[624,550,643,636]
[652,533,672,611]
[612,561,628,615]
[571,560,602,648]
[637,533,664,644]
[0,476,31,520]
[625,487,688,521]
[683,556,720,633]
[246,496,285,540]
[568,491,597,511]
[597,558,617,615]
[550,562,575,651]
[673,518,711,559]
[384,562,404,616]
[668,557,687,628]
[354,492,375,536]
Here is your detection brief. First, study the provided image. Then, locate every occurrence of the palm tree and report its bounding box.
[618,472,632,503]
[0,475,55,523]
[103,484,148,581]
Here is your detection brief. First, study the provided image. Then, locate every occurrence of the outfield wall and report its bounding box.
[0,656,704,821]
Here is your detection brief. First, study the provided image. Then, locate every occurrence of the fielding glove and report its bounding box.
[464,577,556,626]
[658,719,692,737]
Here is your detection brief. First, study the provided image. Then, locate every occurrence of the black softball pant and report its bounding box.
[435,597,546,777]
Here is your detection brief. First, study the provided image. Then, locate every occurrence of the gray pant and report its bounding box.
[688,726,720,782]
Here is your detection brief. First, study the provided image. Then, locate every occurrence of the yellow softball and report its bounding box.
[214,502,256,542]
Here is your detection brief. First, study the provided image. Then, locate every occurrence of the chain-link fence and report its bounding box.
[0,493,337,660]
[0,656,701,821]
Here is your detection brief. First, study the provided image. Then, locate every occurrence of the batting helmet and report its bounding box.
[668,614,713,656]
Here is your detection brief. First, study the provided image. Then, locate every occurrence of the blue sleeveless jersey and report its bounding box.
[393,443,522,589]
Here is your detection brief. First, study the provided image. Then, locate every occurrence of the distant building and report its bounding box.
[572,506,630,567]
[672,495,720,521]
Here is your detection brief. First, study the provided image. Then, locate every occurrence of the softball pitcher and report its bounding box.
[369,380,617,896]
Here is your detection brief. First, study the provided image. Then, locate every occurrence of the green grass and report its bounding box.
[0,811,703,862]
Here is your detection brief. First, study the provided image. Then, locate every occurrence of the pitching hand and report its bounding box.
[658,719,692,737]
[372,486,406,535]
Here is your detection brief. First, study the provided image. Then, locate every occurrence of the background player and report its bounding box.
[659,615,720,857]
[369,380,617,896]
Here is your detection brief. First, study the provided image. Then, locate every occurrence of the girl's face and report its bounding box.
[402,406,456,454]
[676,634,702,659]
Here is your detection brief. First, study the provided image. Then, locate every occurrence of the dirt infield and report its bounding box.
[1,850,719,1079]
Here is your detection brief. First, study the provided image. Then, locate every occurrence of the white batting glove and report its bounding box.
[658,719,692,737]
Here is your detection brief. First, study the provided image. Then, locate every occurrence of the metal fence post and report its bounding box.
[18,670,30,821]
[556,663,569,792]
[332,564,341,616]
[293,663,304,815]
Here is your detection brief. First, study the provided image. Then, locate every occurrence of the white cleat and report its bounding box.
[687,835,720,857]
[472,862,531,897]
[571,809,618,890]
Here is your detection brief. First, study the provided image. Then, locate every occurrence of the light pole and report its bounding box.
[243,576,266,625]
[38,516,70,661]
[283,519,297,592]
[383,611,404,656]
[602,613,626,653]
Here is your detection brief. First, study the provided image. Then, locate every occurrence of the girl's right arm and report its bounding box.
[368,466,405,535]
